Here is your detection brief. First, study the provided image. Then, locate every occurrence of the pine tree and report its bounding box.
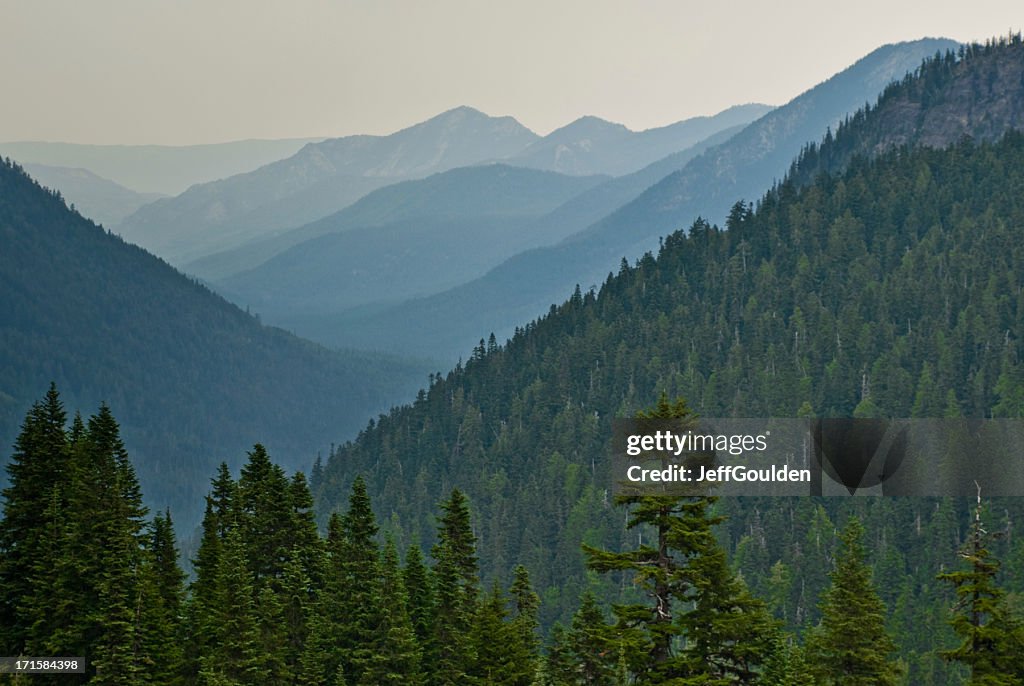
[806,517,901,685]
[80,404,149,684]
[760,634,816,686]
[137,510,186,684]
[185,464,236,680]
[0,384,69,655]
[565,591,617,686]
[199,528,261,684]
[368,536,425,685]
[503,565,542,685]
[937,491,1024,683]
[237,444,294,585]
[583,395,774,684]
[403,542,436,662]
[338,476,385,684]
[432,488,479,686]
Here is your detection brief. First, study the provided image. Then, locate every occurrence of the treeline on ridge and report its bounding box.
[310,111,1024,685]
[4,389,1024,684]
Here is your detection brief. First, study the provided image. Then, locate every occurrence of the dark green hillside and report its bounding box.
[0,159,426,531]
[319,38,958,364]
[315,122,1024,643]
[791,34,1024,185]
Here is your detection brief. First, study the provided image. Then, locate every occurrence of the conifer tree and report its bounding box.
[432,488,480,685]
[199,528,260,685]
[760,634,815,686]
[186,463,236,680]
[937,491,1024,683]
[806,517,901,685]
[79,405,149,684]
[137,510,186,684]
[583,395,774,683]
[507,564,542,684]
[301,512,348,684]
[339,475,385,684]
[564,591,617,686]
[403,542,436,659]
[368,536,425,685]
[237,444,294,585]
[0,384,69,655]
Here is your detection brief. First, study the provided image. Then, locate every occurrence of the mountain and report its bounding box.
[117,107,539,265]
[0,138,319,195]
[243,122,748,345]
[0,159,428,532]
[505,103,773,176]
[21,163,166,227]
[312,37,1024,642]
[788,39,1024,184]
[213,165,608,317]
[302,38,960,363]
[186,116,760,284]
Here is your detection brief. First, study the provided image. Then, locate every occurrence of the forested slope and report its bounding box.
[0,159,426,531]
[314,41,1024,670]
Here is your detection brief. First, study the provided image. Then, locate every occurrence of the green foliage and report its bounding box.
[432,488,480,685]
[583,396,775,684]
[806,517,901,685]
[0,156,427,534]
[937,496,1024,683]
[0,387,185,683]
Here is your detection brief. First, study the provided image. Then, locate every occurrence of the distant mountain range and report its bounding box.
[504,104,773,176]
[214,165,609,315]
[0,159,427,532]
[22,163,166,228]
[116,107,539,265]
[307,38,959,363]
[0,138,320,195]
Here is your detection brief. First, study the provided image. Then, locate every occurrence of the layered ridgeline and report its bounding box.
[314,37,1024,669]
[208,121,757,342]
[0,159,426,532]
[0,137,320,196]
[213,166,610,317]
[503,103,773,177]
[179,105,766,283]
[22,163,166,227]
[117,107,540,265]
[324,38,958,363]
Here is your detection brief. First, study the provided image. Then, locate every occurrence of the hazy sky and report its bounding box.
[1,0,1019,145]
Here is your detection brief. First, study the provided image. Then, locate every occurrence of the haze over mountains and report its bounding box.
[215,165,609,315]
[116,107,540,264]
[22,163,166,228]
[0,35,976,536]
[0,138,320,196]
[502,103,773,176]
[267,38,958,363]
[0,159,427,532]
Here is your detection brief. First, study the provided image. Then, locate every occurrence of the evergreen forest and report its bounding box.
[6,36,1024,686]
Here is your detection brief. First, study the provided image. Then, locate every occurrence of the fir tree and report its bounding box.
[0,384,69,655]
[338,476,385,684]
[806,517,901,685]
[937,491,1024,683]
[403,542,436,661]
[368,536,425,685]
[432,488,479,686]
[583,395,774,684]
